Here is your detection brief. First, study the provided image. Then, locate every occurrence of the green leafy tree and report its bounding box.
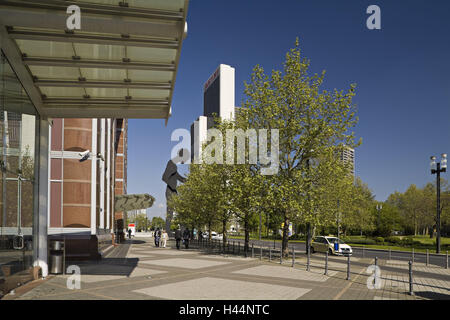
[240,39,360,256]
[151,216,165,230]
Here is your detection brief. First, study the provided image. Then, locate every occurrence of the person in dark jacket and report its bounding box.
[183,228,190,249]
[175,226,182,250]
[154,228,161,247]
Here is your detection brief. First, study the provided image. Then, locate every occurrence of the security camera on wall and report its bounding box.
[79,150,90,162]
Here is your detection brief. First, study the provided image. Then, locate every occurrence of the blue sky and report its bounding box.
[127,0,450,219]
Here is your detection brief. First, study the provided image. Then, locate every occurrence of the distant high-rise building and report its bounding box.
[340,146,355,176]
[191,64,236,163]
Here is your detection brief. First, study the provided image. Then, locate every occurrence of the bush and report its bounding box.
[344,238,376,245]
[385,236,401,244]
[375,237,384,243]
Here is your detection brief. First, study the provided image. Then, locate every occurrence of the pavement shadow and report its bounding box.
[70,258,139,277]
[125,240,146,245]
[414,291,450,300]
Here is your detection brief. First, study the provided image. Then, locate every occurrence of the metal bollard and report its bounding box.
[426,249,429,266]
[408,260,414,295]
[446,251,449,269]
[269,247,272,261]
[251,243,254,258]
[280,249,283,264]
[412,248,414,264]
[324,250,329,275]
[292,247,295,267]
[375,256,378,267]
[346,255,351,280]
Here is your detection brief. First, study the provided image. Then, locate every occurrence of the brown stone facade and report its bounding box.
[114,119,127,242]
[48,118,127,259]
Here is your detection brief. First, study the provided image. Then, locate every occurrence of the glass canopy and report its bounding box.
[0,0,189,119]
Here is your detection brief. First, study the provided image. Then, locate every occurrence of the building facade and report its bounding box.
[48,118,127,259]
[191,64,236,163]
[0,0,188,295]
[340,146,355,176]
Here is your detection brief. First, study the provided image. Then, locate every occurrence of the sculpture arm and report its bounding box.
[175,172,186,183]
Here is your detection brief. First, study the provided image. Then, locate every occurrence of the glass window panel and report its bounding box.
[80,68,126,81]
[0,52,36,291]
[128,70,173,82]
[39,87,85,98]
[74,43,125,61]
[129,88,169,99]
[29,66,80,80]
[85,88,127,98]
[127,47,176,64]
[16,40,74,58]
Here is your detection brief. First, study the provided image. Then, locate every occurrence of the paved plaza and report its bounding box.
[3,237,450,300]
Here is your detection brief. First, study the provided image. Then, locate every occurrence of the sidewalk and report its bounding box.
[3,237,449,300]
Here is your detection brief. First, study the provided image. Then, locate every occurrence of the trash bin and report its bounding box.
[50,240,63,251]
[50,252,63,274]
[49,240,65,274]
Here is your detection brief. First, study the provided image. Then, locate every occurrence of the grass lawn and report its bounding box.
[228,234,450,254]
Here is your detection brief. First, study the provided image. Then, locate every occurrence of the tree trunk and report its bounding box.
[281,215,289,257]
[244,218,249,254]
[306,222,312,255]
[222,219,227,251]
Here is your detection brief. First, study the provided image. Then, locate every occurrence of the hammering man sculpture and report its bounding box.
[162,148,188,233]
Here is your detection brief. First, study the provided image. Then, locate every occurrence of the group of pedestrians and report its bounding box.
[175,226,191,250]
[153,228,168,248]
[149,225,193,250]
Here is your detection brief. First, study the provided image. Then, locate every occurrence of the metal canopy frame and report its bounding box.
[23,57,176,71]
[8,28,180,49]
[0,0,189,120]
[35,79,172,89]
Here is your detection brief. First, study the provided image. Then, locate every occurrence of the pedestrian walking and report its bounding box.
[183,228,190,249]
[154,228,161,247]
[161,229,168,248]
[127,228,132,239]
[175,225,182,250]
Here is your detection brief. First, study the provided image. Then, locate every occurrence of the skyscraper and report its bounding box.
[340,146,355,176]
[191,64,236,163]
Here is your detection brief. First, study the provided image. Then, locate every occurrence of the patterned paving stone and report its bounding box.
[126,253,154,258]
[201,254,256,261]
[374,296,398,300]
[139,258,230,269]
[140,249,200,255]
[385,260,450,275]
[381,274,450,295]
[59,267,167,283]
[133,277,311,300]
[233,265,338,282]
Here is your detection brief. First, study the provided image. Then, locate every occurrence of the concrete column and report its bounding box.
[99,119,105,229]
[90,119,97,235]
[106,119,111,230]
[32,117,49,277]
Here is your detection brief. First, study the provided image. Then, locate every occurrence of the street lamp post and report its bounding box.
[430,154,447,254]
